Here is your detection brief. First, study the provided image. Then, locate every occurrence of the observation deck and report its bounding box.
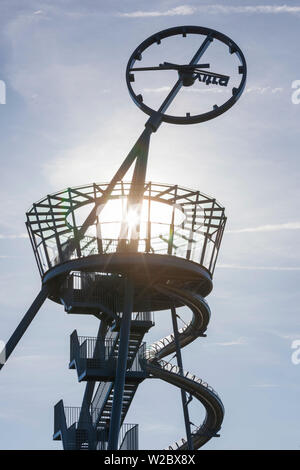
[26,181,226,311]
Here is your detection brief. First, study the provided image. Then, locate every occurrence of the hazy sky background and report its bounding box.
[0,0,300,450]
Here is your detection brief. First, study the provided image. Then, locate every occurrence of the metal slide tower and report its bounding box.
[0,26,246,450]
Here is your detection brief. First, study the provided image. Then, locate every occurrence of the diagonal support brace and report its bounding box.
[0,284,49,371]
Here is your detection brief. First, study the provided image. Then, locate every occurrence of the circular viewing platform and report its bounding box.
[26,181,226,289]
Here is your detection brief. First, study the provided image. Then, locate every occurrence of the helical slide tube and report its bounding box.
[141,284,224,450]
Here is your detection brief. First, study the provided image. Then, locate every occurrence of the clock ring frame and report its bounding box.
[126,25,247,125]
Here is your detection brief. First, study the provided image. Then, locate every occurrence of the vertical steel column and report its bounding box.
[171,306,194,450]
[108,278,134,450]
[118,128,151,253]
[127,129,151,252]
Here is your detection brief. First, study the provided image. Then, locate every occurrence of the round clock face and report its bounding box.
[126,26,247,125]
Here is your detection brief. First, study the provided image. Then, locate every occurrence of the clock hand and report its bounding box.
[163,62,210,70]
[163,63,229,80]
[130,63,210,72]
[130,62,228,81]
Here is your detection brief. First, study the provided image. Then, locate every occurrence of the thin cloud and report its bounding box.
[118,5,300,18]
[251,383,280,388]
[218,264,300,271]
[143,86,171,93]
[227,221,300,233]
[143,86,283,94]
[186,88,226,93]
[246,86,284,94]
[215,337,247,346]
[118,6,196,17]
[0,233,28,239]
[143,86,225,94]
[269,331,300,340]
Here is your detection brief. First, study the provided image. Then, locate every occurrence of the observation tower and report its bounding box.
[0,26,246,450]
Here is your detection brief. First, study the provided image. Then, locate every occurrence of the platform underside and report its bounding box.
[44,253,213,313]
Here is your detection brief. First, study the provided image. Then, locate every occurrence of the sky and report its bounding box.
[0,0,300,450]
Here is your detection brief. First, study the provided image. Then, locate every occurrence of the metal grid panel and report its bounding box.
[26,181,226,276]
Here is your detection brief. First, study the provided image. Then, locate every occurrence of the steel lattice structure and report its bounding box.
[26,182,226,275]
[0,25,246,450]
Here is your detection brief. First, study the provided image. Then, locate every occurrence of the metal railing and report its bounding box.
[62,405,101,429]
[63,406,81,428]
[77,337,116,361]
[119,423,139,450]
[128,343,146,373]
[141,341,221,451]
[62,273,155,323]
[27,181,226,277]
[166,422,211,450]
[131,311,154,323]
[71,332,146,374]
[91,381,112,420]
[141,342,219,398]
[70,330,118,364]
[154,359,219,397]
[62,271,119,312]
